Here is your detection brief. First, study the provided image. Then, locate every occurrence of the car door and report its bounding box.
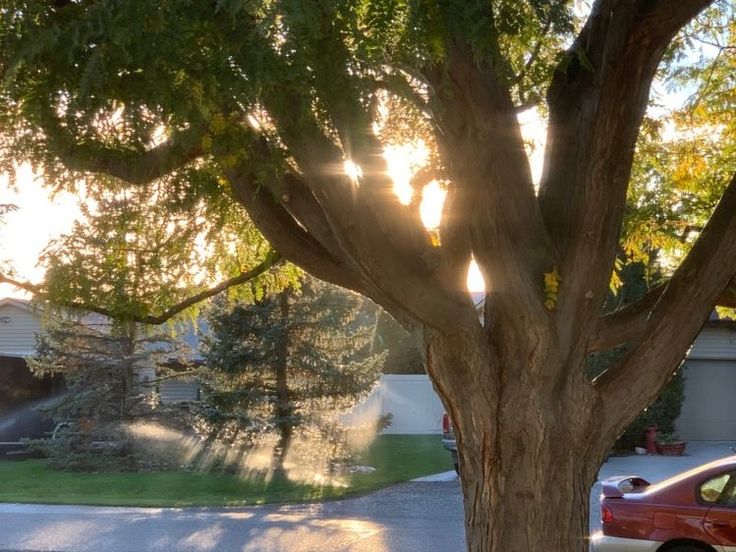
[702,471,736,546]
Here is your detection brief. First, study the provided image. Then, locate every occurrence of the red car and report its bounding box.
[440,412,459,474]
[591,456,736,552]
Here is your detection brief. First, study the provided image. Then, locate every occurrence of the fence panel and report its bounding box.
[343,374,444,434]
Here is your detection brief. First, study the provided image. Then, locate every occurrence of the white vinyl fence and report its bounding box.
[158,373,445,435]
[344,374,445,434]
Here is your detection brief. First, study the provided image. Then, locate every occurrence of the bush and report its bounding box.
[614,364,686,450]
[25,423,137,472]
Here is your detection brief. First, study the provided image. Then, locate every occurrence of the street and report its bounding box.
[0,481,465,552]
[1,442,734,552]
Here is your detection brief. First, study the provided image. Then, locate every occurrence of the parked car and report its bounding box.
[591,456,736,552]
[441,412,459,475]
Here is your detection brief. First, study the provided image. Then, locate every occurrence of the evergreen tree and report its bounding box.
[29,316,186,435]
[200,276,383,473]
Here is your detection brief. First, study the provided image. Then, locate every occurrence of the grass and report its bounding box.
[0,435,451,507]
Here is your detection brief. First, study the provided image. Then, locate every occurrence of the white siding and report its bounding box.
[688,326,736,360]
[0,303,42,357]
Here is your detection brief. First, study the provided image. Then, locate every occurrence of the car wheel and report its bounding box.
[663,543,712,552]
[453,462,460,476]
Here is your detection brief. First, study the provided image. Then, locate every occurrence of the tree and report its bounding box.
[1,1,735,549]
[27,314,186,469]
[588,261,686,450]
[200,276,383,474]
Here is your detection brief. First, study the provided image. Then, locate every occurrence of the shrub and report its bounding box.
[614,364,686,450]
[25,423,137,472]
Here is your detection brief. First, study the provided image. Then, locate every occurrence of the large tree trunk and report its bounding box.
[461,450,595,552]
[425,323,611,552]
[458,412,602,552]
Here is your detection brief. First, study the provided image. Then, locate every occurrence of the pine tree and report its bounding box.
[29,315,186,436]
[200,276,383,474]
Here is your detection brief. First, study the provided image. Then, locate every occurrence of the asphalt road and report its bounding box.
[2,443,734,552]
[0,481,466,552]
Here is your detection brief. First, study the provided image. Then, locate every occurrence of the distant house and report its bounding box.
[0,297,43,358]
[676,318,736,441]
[0,298,62,414]
[0,297,201,410]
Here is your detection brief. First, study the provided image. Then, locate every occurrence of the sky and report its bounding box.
[0,165,80,299]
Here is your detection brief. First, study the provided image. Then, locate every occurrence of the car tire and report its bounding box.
[663,543,712,552]
[453,462,460,476]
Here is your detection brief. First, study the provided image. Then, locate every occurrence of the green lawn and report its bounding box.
[0,435,451,507]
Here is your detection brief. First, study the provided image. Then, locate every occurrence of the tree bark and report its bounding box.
[119,327,137,421]
[460,447,595,552]
[424,316,609,552]
[273,291,293,475]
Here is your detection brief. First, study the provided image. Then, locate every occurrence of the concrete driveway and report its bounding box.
[1,442,734,552]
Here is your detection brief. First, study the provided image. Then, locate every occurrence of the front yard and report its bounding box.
[0,435,451,507]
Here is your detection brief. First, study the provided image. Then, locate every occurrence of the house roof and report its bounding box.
[0,297,37,313]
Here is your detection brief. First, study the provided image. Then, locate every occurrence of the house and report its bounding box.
[0,297,200,409]
[0,298,62,414]
[0,297,43,358]
[676,318,736,440]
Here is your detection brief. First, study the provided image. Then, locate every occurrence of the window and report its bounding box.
[700,472,733,504]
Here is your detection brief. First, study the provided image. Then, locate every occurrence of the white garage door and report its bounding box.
[676,360,736,441]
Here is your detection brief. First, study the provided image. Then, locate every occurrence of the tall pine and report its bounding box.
[201,276,383,473]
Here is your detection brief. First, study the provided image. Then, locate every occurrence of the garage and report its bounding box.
[676,323,736,441]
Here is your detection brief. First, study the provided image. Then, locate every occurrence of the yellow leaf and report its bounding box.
[543,267,561,311]
[429,229,441,247]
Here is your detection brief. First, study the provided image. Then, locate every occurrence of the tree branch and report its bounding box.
[427,38,555,328]
[250,68,474,330]
[587,285,666,352]
[596,171,736,435]
[47,119,205,185]
[0,252,283,325]
[538,0,714,357]
[590,275,736,354]
[225,162,365,295]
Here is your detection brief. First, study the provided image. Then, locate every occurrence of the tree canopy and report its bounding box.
[2,1,736,550]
